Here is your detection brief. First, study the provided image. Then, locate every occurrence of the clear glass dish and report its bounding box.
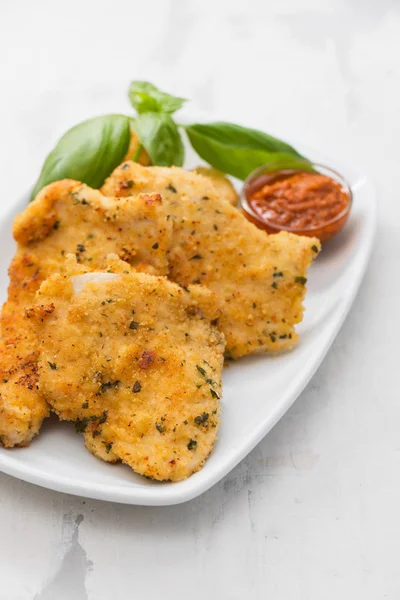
[240,162,353,242]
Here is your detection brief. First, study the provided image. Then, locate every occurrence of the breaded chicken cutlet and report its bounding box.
[193,166,238,206]
[102,162,321,358]
[30,268,224,481]
[0,180,171,447]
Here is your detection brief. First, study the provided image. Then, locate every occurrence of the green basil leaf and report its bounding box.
[185,122,307,180]
[133,112,184,167]
[31,114,131,200]
[128,81,186,115]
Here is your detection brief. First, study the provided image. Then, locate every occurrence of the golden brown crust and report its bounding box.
[32,269,225,481]
[102,162,321,358]
[0,343,47,447]
[193,166,239,206]
[0,180,171,447]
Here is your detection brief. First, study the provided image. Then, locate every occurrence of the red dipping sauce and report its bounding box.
[242,165,352,242]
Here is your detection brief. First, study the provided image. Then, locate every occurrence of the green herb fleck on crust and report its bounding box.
[294,276,307,285]
[132,381,142,393]
[100,381,120,393]
[194,413,209,426]
[156,422,166,434]
[187,439,197,451]
[98,410,108,424]
[75,418,89,433]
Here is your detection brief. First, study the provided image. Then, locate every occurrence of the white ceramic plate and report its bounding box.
[0,135,375,505]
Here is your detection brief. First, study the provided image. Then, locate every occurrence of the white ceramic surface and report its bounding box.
[0,139,375,505]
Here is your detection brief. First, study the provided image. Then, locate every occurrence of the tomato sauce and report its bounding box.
[243,169,351,242]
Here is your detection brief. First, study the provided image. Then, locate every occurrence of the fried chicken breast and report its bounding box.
[31,269,224,481]
[102,162,321,358]
[0,180,171,447]
[193,166,238,206]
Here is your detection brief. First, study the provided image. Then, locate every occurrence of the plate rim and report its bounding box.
[0,141,376,506]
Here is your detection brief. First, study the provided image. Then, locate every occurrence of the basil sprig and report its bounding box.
[128,81,186,167]
[184,122,307,180]
[31,114,130,201]
[128,81,186,115]
[127,82,307,176]
[31,80,308,200]
[133,112,184,167]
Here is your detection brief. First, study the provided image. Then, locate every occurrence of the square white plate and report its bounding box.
[0,137,375,505]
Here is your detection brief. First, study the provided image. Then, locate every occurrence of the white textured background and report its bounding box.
[1,0,399,598]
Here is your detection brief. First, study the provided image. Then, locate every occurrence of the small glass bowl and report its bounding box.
[240,162,353,243]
